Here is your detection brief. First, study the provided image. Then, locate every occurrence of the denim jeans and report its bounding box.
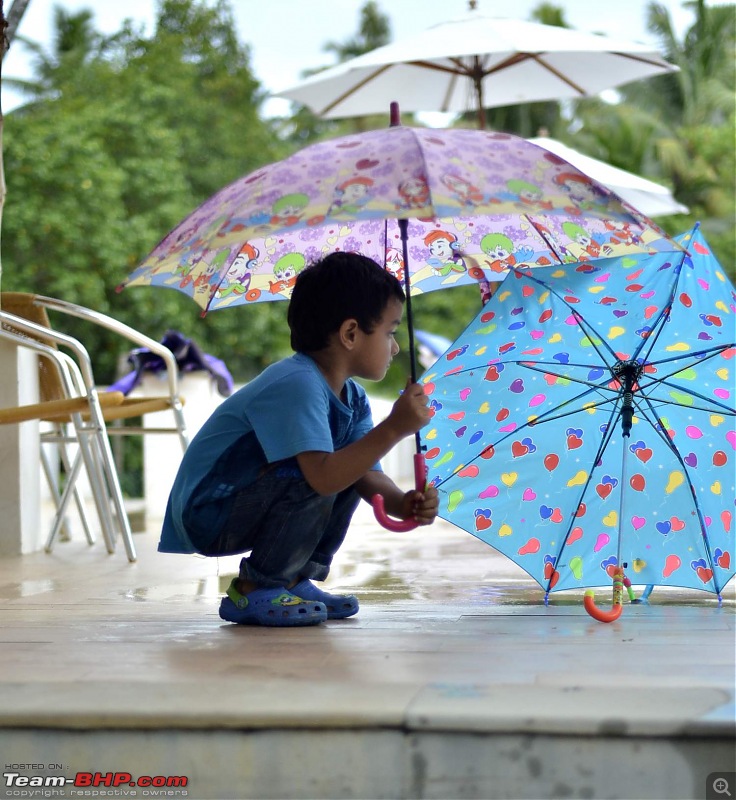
[197,461,360,588]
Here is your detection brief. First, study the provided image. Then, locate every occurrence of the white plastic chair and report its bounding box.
[0,311,135,559]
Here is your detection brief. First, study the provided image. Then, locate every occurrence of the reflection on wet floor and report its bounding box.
[202,564,735,610]
[86,505,735,612]
[9,579,56,598]
[215,570,417,602]
[110,574,735,614]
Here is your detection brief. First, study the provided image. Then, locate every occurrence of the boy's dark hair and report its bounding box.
[288,252,405,353]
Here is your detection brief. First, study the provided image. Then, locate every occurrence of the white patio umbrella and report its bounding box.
[276,11,677,129]
[530,136,689,217]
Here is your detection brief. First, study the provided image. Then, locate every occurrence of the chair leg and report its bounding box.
[62,424,121,556]
[42,432,97,546]
[39,438,74,546]
[74,419,118,554]
[44,448,85,552]
[96,431,136,562]
[78,410,136,562]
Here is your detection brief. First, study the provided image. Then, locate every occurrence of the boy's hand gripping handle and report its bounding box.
[372,453,426,532]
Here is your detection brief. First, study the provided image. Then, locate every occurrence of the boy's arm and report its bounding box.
[295,380,429,497]
[295,416,414,497]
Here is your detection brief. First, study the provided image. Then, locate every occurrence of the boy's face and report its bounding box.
[351,297,403,381]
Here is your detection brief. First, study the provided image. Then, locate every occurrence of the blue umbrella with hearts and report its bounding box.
[420,225,735,620]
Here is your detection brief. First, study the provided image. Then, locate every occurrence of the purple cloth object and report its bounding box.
[108,330,234,397]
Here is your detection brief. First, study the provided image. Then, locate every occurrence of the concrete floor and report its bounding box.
[0,502,734,800]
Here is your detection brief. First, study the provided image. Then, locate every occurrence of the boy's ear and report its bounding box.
[338,318,360,350]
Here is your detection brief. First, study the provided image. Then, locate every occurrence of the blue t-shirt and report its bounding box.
[159,353,378,554]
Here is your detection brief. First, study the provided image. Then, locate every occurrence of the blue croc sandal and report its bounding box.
[219,580,327,627]
[291,579,359,620]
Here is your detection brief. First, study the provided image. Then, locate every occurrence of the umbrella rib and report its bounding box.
[612,51,678,71]
[526,55,587,96]
[523,217,566,264]
[528,393,619,430]
[433,370,620,491]
[318,65,394,116]
[514,266,620,363]
[439,360,619,398]
[481,51,672,97]
[546,401,623,597]
[631,250,689,365]
[647,344,733,370]
[634,395,724,595]
[636,393,727,419]
[520,360,617,388]
[479,52,549,79]
[418,58,479,79]
[637,345,736,416]
[440,360,622,409]
[441,71,459,113]
[640,378,736,417]
[568,309,621,364]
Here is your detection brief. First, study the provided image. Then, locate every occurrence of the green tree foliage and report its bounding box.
[4,6,104,101]
[572,0,735,277]
[3,0,292,383]
[623,0,735,129]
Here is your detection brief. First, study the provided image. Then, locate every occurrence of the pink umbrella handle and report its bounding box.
[372,453,427,532]
[583,567,625,623]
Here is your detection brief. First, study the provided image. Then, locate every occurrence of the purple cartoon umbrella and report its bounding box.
[121,122,677,317]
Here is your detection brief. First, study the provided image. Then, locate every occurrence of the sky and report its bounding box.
[1,0,707,118]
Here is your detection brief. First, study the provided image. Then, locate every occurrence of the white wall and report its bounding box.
[0,342,44,555]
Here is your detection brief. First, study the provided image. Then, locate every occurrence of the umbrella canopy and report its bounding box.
[530,137,689,218]
[121,126,678,315]
[419,225,735,600]
[275,13,677,128]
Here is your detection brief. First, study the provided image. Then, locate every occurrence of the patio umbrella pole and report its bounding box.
[472,63,485,130]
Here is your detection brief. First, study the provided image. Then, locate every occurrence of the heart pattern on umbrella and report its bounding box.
[420,226,735,596]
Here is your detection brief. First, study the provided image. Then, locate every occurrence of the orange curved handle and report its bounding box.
[583,591,623,623]
[583,567,625,623]
[372,453,426,532]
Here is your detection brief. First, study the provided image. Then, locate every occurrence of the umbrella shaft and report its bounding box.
[615,360,642,438]
[398,218,417,383]
[397,218,421,456]
[621,390,635,437]
[613,362,640,568]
